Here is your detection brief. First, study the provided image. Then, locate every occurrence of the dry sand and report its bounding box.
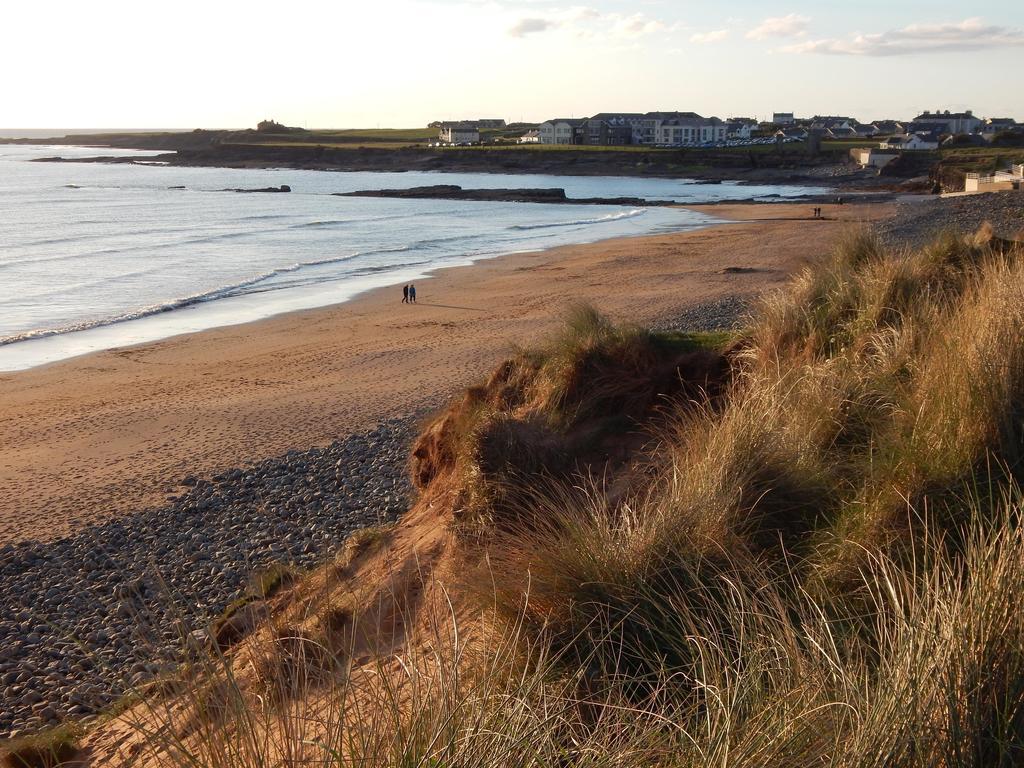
[0,202,891,544]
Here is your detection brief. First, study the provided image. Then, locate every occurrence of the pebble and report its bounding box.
[0,415,421,737]
[655,295,750,333]
[878,192,1024,249]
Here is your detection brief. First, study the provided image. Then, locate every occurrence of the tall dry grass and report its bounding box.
[100,497,1024,767]
[36,227,1024,767]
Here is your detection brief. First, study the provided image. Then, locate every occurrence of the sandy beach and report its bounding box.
[0,202,890,544]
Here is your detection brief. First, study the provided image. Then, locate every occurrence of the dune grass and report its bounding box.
[41,226,1024,766]
[434,225,1024,764]
[97,498,1024,767]
[1,724,81,768]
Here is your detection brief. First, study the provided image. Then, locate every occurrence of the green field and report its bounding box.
[939,146,1024,173]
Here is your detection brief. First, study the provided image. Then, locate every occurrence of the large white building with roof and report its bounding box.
[538,119,586,145]
[538,111,727,146]
[913,110,982,135]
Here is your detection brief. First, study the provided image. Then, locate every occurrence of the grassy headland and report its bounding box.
[30,220,1024,767]
[4,128,888,184]
[13,127,1022,190]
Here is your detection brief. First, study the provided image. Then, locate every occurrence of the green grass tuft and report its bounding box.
[1,724,81,768]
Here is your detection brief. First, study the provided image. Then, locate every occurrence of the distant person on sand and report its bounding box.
[402,285,409,303]
[409,284,417,303]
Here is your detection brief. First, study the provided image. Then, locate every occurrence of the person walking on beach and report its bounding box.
[409,284,417,303]
[402,285,409,303]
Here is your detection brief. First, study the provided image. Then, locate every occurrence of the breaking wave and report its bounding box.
[509,208,647,231]
[0,249,399,346]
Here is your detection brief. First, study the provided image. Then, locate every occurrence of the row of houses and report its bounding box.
[432,110,1020,148]
[767,111,1020,139]
[539,110,1020,149]
[538,112,729,147]
[851,129,957,170]
[851,116,1023,170]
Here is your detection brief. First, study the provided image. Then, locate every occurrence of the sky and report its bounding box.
[1,0,1022,129]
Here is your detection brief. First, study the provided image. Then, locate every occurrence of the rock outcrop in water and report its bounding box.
[220,185,291,193]
[335,184,671,206]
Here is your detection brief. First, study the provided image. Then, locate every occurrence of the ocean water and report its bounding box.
[0,129,191,140]
[0,144,815,370]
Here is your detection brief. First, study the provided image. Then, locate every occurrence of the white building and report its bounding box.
[870,120,906,136]
[438,124,480,144]
[776,127,809,141]
[655,115,726,145]
[726,119,758,139]
[773,112,796,126]
[981,118,1022,142]
[913,110,982,135]
[851,147,899,170]
[984,118,1020,134]
[518,130,540,144]
[881,133,940,151]
[965,164,1024,193]
[539,111,728,146]
[811,116,857,132]
[538,119,585,145]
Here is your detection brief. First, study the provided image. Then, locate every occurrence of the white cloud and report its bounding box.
[611,13,667,39]
[746,13,810,40]
[507,6,669,40]
[508,17,556,37]
[690,29,729,44]
[782,17,1024,56]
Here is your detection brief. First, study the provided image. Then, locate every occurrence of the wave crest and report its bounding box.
[509,208,647,231]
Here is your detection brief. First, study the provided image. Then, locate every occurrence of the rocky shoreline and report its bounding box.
[0,417,421,739]
[20,142,886,188]
[877,192,1024,248]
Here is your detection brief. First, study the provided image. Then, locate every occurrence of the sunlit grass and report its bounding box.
[12,227,1024,767]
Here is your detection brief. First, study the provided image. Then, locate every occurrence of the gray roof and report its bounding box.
[915,112,978,120]
[646,111,704,120]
